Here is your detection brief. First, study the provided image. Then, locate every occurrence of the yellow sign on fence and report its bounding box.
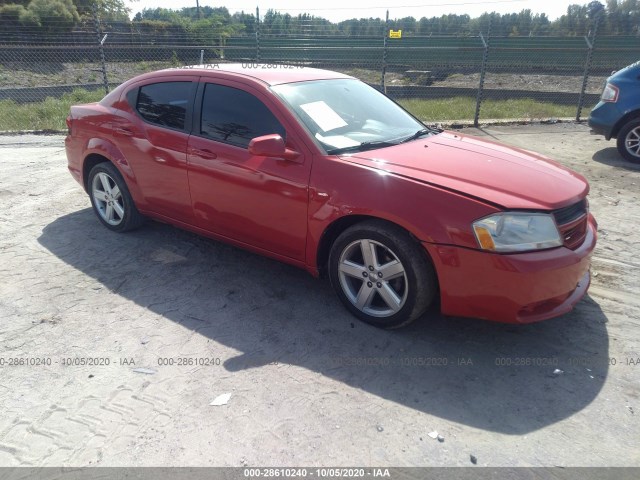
[389,29,402,39]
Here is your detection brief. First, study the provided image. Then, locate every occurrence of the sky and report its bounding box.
[124,0,582,23]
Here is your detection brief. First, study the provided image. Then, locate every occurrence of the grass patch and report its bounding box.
[0,89,104,131]
[399,97,589,122]
[399,97,477,121]
[0,90,594,131]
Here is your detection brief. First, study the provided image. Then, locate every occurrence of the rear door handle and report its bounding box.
[189,148,217,160]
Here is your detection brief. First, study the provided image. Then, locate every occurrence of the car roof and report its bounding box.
[155,63,355,86]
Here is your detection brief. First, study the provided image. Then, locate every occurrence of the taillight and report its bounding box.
[601,83,619,103]
[66,115,73,135]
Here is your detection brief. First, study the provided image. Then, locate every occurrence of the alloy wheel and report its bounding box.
[337,239,409,318]
[625,126,640,159]
[91,172,125,226]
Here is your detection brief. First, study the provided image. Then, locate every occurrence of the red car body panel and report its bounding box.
[186,77,314,260]
[425,214,596,323]
[65,65,597,324]
[341,131,590,210]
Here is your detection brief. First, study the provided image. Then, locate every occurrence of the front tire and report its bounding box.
[88,162,144,232]
[617,118,640,164]
[328,220,436,329]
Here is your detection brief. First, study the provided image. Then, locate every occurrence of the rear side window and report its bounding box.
[136,82,191,130]
[200,83,285,148]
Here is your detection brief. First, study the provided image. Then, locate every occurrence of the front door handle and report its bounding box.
[189,148,217,160]
[115,127,134,136]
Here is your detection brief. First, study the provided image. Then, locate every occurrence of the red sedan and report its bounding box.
[65,64,596,328]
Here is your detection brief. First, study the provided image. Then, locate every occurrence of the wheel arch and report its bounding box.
[315,214,438,282]
[612,109,640,139]
[82,153,110,192]
[81,138,144,208]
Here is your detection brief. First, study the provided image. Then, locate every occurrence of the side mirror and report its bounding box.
[248,134,300,162]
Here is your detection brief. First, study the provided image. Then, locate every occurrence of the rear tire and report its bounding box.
[328,220,436,329]
[617,118,640,164]
[88,162,144,232]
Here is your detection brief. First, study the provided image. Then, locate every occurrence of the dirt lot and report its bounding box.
[0,123,638,467]
[1,62,607,94]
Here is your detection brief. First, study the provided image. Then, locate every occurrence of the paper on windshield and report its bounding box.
[315,133,359,149]
[300,101,348,132]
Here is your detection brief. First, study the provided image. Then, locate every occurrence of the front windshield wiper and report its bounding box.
[400,128,434,143]
[326,140,400,155]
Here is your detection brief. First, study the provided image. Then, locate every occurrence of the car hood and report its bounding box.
[610,60,640,82]
[338,131,589,210]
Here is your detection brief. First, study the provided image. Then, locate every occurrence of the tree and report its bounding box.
[0,0,30,6]
[26,0,79,31]
[73,0,130,21]
[0,3,26,26]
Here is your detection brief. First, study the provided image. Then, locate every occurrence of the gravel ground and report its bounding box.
[1,62,607,94]
[0,123,638,467]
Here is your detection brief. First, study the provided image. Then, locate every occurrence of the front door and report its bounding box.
[187,81,311,261]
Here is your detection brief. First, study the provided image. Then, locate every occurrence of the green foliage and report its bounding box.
[0,4,41,26]
[399,97,592,122]
[0,0,30,6]
[132,7,183,23]
[0,0,129,27]
[0,4,33,26]
[0,3,29,26]
[0,90,595,131]
[133,6,244,42]
[231,11,256,35]
[27,0,79,32]
[0,0,638,37]
[0,88,104,131]
[73,0,130,21]
[0,0,83,31]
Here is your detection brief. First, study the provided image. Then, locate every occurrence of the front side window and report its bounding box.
[136,82,192,130]
[200,83,285,148]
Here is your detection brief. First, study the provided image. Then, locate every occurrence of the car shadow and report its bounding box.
[38,209,610,435]
[592,146,640,170]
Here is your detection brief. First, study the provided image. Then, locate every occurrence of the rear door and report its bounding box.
[186,79,311,261]
[113,76,198,222]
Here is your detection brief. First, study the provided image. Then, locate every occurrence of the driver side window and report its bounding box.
[200,83,286,148]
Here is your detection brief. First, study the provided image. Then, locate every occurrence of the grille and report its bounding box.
[553,199,588,250]
[553,199,587,225]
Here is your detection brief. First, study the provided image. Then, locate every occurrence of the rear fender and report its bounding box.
[84,137,145,208]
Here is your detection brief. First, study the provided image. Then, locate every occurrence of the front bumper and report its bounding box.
[588,101,622,140]
[423,215,597,324]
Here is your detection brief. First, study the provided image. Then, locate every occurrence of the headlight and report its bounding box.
[472,213,562,252]
[601,83,619,102]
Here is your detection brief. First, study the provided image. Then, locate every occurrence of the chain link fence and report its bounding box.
[1,7,639,129]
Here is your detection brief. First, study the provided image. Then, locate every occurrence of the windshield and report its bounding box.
[271,79,436,154]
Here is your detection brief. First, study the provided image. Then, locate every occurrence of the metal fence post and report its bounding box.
[576,13,602,121]
[381,10,389,93]
[255,7,261,62]
[93,2,109,95]
[474,24,491,127]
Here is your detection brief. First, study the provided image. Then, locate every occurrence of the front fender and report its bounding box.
[305,155,499,271]
[612,108,640,139]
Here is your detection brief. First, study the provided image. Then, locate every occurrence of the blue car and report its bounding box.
[589,61,640,164]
